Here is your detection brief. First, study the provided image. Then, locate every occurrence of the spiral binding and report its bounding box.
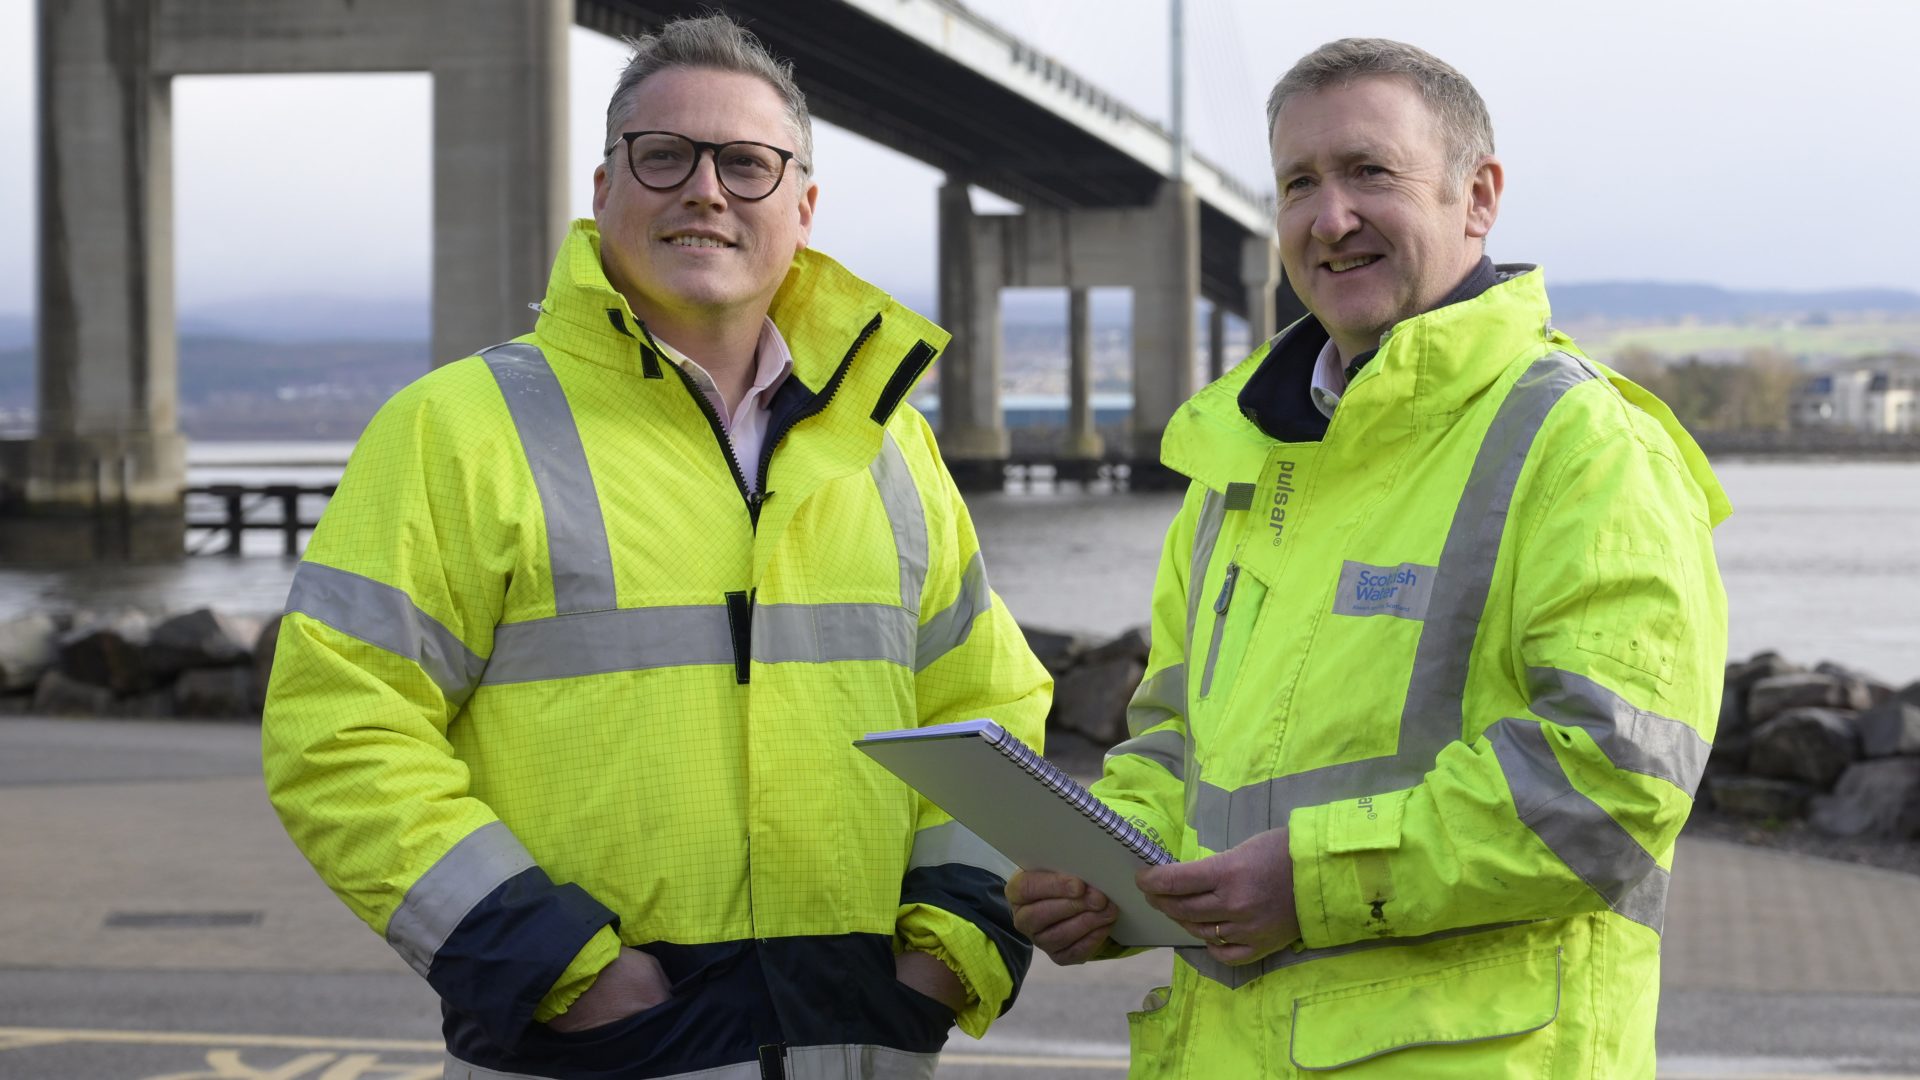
[987,726,1175,866]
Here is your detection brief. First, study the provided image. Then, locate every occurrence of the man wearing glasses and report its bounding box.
[262,14,1049,1080]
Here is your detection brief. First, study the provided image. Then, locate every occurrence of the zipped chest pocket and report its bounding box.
[1198,559,1269,701]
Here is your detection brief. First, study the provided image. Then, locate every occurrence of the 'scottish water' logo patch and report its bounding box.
[1332,560,1436,620]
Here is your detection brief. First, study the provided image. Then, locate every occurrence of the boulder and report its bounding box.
[145,608,258,678]
[1706,775,1815,820]
[1746,672,1868,728]
[1813,660,1893,709]
[0,612,59,692]
[1809,759,1920,840]
[174,667,260,719]
[1049,630,1148,745]
[1747,707,1859,788]
[1720,652,1806,735]
[1856,682,1920,759]
[32,669,116,716]
[57,610,156,694]
[251,617,283,712]
[1020,625,1091,678]
[1706,728,1750,772]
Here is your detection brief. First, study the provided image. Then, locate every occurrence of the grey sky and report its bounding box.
[2,0,1918,315]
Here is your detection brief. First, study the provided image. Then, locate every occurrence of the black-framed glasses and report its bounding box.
[605,130,807,202]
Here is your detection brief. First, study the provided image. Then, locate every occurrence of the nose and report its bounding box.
[1309,184,1361,246]
[681,147,729,208]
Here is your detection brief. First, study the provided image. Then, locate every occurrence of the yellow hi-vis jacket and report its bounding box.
[263,220,1050,1080]
[1094,266,1729,1078]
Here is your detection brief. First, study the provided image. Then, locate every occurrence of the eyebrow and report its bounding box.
[1277,142,1396,178]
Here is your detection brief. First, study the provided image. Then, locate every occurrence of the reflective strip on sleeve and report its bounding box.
[1105,727,1187,783]
[914,552,992,672]
[482,605,735,685]
[283,561,487,708]
[1125,662,1187,739]
[753,603,917,667]
[1488,718,1668,933]
[386,821,537,977]
[482,343,617,617]
[1192,353,1595,854]
[907,819,1016,879]
[1526,666,1710,795]
[871,431,930,615]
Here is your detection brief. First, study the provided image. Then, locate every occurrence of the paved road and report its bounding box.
[2,716,1917,1079]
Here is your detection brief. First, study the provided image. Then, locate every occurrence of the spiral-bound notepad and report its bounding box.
[855,718,1189,948]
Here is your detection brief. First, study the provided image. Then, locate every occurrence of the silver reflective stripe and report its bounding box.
[871,431,930,615]
[482,606,734,685]
[1184,489,1228,663]
[787,1044,940,1080]
[908,819,1016,878]
[914,552,992,672]
[446,1054,761,1080]
[1126,662,1187,739]
[1193,353,1595,852]
[483,343,616,616]
[1527,666,1710,794]
[284,561,486,708]
[1489,718,1666,933]
[386,821,536,978]
[1105,727,1187,782]
[755,603,917,667]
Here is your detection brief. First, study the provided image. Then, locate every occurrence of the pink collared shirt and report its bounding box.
[655,319,794,495]
[1309,337,1350,419]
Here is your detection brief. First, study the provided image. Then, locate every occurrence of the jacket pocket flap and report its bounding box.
[1288,946,1561,1071]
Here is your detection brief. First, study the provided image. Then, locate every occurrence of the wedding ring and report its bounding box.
[1211,923,1230,947]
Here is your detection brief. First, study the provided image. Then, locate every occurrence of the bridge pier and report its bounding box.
[937,179,1215,490]
[4,0,566,564]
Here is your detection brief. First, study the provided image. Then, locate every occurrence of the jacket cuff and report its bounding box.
[1289,789,1409,949]
[531,925,624,1023]
[896,902,1007,1039]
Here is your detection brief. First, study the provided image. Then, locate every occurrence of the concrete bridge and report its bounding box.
[4,0,1293,562]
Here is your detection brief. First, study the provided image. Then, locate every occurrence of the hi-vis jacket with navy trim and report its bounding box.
[1093,266,1729,1078]
[262,220,1051,1080]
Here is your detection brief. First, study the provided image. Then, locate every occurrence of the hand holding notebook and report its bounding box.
[854,718,1191,948]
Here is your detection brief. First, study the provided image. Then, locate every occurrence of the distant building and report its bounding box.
[1792,367,1919,433]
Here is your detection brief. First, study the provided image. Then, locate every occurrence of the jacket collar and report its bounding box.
[1165,264,1554,489]
[532,219,948,425]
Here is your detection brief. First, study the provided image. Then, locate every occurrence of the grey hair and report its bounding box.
[1266,38,1493,187]
[603,14,814,178]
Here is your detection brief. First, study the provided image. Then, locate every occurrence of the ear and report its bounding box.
[592,162,612,216]
[794,179,820,252]
[1464,155,1504,240]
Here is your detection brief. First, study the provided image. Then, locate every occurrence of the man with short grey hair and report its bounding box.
[264,14,1049,1080]
[1009,38,1728,1077]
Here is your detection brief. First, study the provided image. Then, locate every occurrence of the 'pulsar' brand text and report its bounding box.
[1268,460,1297,546]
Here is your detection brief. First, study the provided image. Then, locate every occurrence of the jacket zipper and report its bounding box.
[750,311,885,515]
[635,320,764,524]
[1198,561,1240,698]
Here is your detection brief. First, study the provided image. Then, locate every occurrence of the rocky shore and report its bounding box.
[4,607,1916,873]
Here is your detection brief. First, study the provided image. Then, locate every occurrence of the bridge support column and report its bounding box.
[1243,235,1281,347]
[6,0,568,562]
[2,0,185,563]
[1127,181,1199,489]
[1059,287,1104,482]
[936,181,1009,490]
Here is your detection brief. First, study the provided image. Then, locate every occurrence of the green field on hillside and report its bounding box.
[1574,318,1920,361]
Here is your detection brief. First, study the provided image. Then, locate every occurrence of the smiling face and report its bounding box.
[592,67,817,336]
[1270,75,1501,361]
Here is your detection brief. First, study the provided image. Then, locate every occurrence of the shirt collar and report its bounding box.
[653,317,794,410]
